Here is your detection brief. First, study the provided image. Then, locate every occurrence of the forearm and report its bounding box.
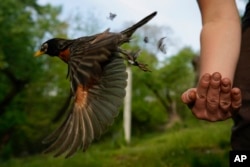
[198,0,241,81]
[200,20,241,81]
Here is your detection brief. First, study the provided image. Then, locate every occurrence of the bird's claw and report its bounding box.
[135,62,151,72]
[119,48,151,72]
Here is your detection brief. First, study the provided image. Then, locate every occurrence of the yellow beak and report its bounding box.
[34,50,45,57]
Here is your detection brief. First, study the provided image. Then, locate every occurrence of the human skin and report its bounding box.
[181,72,241,121]
[181,0,242,121]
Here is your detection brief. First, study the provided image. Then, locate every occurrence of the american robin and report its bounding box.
[35,11,157,158]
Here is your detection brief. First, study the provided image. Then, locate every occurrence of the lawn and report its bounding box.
[1,120,233,167]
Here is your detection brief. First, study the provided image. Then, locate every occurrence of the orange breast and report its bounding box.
[59,48,70,62]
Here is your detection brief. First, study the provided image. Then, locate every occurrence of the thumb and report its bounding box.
[181,88,197,104]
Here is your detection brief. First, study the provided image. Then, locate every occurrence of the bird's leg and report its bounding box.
[118,48,151,72]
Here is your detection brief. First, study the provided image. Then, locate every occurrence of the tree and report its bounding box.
[0,0,68,158]
[155,47,196,126]
[129,47,196,132]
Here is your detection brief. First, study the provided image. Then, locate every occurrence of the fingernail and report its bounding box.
[212,72,221,81]
[222,78,230,86]
[203,73,210,81]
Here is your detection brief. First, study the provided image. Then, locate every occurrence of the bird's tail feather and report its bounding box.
[120,11,157,38]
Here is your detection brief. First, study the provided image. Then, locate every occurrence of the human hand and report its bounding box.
[181,72,242,121]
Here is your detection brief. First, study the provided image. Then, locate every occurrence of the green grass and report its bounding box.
[1,120,233,167]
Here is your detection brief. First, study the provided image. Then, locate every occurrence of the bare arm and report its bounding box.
[198,0,241,81]
[181,0,242,121]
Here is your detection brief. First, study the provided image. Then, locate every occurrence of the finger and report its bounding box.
[231,88,242,110]
[181,88,196,104]
[219,78,232,111]
[192,73,210,111]
[206,72,221,112]
[196,73,211,99]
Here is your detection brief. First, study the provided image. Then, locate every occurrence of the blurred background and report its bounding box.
[0,0,247,166]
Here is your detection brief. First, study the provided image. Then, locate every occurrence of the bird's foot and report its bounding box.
[118,49,151,72]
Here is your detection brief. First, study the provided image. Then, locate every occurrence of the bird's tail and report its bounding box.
[120,11,157,38]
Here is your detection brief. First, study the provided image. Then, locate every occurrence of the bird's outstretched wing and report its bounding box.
[42,11,157,158]
[42,36,127,158]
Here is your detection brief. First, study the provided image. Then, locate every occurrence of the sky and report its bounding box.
[37,0,246,56]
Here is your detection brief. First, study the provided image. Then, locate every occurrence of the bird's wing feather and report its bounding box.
[41,11,158,158]
[43,47,127,157]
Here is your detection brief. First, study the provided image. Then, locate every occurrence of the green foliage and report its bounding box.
[158,47,197,118]
[0,0,68,158]
[128,46,196,133]
[159,48,196,91]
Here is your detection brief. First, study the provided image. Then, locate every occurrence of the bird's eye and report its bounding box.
[41,43,48,52]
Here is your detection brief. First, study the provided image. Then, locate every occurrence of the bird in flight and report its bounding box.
[35,11,157,158]
[107,12,117,21]
[157,37,167,54]
[143,36,149,43]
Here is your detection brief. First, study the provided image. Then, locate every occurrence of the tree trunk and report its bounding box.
[165,100,181,128]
